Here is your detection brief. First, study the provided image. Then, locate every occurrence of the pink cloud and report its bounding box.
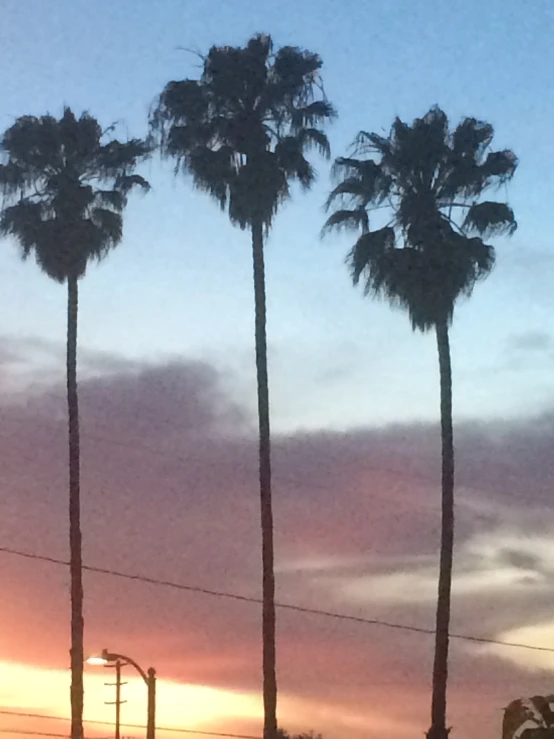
[2,344,554,738]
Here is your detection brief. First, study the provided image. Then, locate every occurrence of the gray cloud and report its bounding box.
[2,351,554,738]
[508,331,553,354]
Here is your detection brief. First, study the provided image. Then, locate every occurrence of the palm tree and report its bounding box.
[0,108,149,739]
[324,106,517,739]
[151,34,334,739]
[503,696,554,739]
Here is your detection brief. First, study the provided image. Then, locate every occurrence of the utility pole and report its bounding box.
[146,667,156,739]
[104,659,127,739]
[88,648,156,739]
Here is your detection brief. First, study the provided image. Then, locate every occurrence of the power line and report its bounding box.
[1,544,553,655]
[0,729,70,738]
[0,710,258,739]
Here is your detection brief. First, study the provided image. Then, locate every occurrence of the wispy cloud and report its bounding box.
[2,352,554,738]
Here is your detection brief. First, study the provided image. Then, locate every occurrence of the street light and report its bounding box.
[87,649,156,739]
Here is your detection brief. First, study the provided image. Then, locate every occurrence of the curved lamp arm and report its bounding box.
[101,648,152,684]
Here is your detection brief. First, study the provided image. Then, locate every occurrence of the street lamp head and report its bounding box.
[87,648,152,687]
[86,648,117,665]
[86,655,108,666]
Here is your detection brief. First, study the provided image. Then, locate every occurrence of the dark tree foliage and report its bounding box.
[151,33,335,230]
[0,108,150,281]
[151,33,334,739]
[324,106,517,329]
[324,106,517,739]
[0,107,149,739]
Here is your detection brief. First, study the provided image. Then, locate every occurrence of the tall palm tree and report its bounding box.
[0,108,149,739]
[324,106,517,739]
[151,34,334,739]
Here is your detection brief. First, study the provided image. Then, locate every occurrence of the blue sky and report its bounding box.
[3,7,554,738]
[1,0,554,431]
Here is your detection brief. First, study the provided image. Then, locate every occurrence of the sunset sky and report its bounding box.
[1,1,554,739]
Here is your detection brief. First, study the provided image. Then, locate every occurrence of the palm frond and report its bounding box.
[461,235,496,278]
[90,208,123,244]
[204,40,270,105]
[331,156,378,180]
[99,139,151,178]
[59,108,103,167]
[229,153,289,229]
[452,117,494,160]
[325,177,367,208]
[95,189,125,211]
[290,101,336,132]
[406,106,449,183]
[151,79,207,135]
[296,127,331,158]
[362,245,463,330]
[322,208,369,234]
[375,232,494,330]
[379,107,450,190]
[355,130,390,157]
[463,201,517,236]
[328,158,389,209]
[2,114,63,173]
[441,146,518,199]
[331,156,362,179]
[347,227,396,286]
[399,191,446,239]
[115,174,150,196]
[479,149,518,182]
[187,145,234,208]
[0,201,44,257]
[0,162,26,194]
[246,32,273,59]
[165,124,207,157]
[274,137,314,189]
[272,46,322,101]
[33,220,102,282]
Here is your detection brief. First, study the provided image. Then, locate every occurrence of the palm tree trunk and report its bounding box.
[251,219,277,739]
[428,318,454,739]
[67,274,84,739]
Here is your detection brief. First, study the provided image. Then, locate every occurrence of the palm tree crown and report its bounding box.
[324,105,517,329]
[150,33,335,229]
[0,107,150,280]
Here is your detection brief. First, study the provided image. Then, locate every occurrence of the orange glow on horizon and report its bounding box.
[0,658,421,739]
[0,659,262,733]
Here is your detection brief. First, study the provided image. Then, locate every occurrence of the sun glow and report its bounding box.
[0,660,261,731]
[478,623,554,672]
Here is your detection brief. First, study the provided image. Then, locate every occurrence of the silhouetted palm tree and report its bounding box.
[0,108,149,739]
[503,695,554,739]
[151,34,334,739]
[324,106,517,739]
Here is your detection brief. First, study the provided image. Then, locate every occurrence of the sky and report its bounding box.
[1,1,554,739]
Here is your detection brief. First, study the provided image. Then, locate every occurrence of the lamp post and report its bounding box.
[87,649,156,739]
[104,659,127,739]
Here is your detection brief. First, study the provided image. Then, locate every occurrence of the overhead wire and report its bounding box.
[1,544,552,654]
[0,729,71,738]
[0,710,258,739]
